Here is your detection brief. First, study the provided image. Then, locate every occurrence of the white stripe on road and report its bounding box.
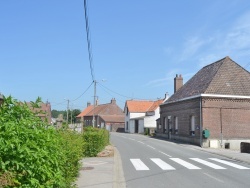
[170,158,201,169]
[129,138,135,141]
[146,145,156,150]
[151,158,175,170]
[130,159,149,170]
[159,151,172,157]
[190,158,226,169]
[138,141,144,144]
[209,158,250,169]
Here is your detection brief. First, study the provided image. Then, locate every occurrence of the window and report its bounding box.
[190,116,195,136]
[164,117,167,133]
[174,116,178,134]
[126,121,128,130]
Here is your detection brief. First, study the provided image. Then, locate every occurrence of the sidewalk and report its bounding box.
[190,145,250,165]
[75,146,125,188]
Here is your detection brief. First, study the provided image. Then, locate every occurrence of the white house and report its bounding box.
[124,96,168,134]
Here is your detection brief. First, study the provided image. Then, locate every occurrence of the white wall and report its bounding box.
[144,107,160,128]
[125,112,145,133]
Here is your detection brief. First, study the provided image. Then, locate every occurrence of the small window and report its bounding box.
[174,117,178,134]
[190,116,195,136]
[164,117,167,133]
[126,121,128,130]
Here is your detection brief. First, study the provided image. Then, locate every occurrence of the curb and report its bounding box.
[113,146,126,188]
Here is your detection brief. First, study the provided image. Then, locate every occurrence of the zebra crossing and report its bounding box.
[130,158,250,171]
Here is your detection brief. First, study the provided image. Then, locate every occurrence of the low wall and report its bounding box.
[207,139,250,150]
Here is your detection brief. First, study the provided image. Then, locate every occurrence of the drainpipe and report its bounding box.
[200,97,203,147]
[220,108,223,148]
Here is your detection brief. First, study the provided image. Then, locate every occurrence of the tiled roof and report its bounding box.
[166,56,250,103]
[76,105,93,117]
[126,99,163,113]
[77,101,124,117]
[99,115,125,123]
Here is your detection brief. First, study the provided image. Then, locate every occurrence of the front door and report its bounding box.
[135,120,139,133]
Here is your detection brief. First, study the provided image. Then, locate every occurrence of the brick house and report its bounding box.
[158,56,250,149]
[27,102,52,124]
[77,98,125,132]
[125,95,167,134]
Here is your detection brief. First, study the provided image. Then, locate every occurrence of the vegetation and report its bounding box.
[0,96,84,188]
[51,109,81,124]
[82,127,110,157]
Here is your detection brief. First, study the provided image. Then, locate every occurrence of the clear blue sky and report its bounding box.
[1,0,250,111]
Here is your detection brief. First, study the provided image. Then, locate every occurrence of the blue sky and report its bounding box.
[1,1,250,111]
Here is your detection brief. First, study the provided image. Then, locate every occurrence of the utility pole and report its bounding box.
[92,80,96,127]
[66,99,69,124]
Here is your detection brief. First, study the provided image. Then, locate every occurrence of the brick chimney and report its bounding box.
[174,74,183,93]
[87,102,91,107]
[111,98,116,104]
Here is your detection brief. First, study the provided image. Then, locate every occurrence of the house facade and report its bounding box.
[125,96,167,134]
[77,98,125,132]
[158,57,250,150]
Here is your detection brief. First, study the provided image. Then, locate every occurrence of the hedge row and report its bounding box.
[0,96,85,188]
[82,127,110,157]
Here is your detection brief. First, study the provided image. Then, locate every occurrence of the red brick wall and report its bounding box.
[159,98,201,138]
[202,98,250,139]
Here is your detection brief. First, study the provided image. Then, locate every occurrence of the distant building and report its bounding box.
[77,98,125,132]
[158,56,250,150]
[27,102,52,124]
[124,94,168,134]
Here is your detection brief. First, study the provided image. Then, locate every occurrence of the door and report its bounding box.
[135,120,139,133]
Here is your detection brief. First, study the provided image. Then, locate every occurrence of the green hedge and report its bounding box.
[0,96,84,188]
[82,127,109,157]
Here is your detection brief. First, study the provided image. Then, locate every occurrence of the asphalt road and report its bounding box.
[110,132,250,188]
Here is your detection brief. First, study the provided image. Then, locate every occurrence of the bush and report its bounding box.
[0,96,84,188]
[82,127,109,157]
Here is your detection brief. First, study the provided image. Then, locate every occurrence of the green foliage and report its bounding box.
[0,96,84,188]
[58,130,85,186]
[82,127,110,157]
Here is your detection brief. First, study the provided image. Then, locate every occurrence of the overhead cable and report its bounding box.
[84,0,95,81]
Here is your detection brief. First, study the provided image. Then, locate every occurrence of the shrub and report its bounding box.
[82,127,110,157]
[0,96,84,188]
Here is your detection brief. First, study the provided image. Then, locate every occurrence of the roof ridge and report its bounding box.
[203,56,226,93]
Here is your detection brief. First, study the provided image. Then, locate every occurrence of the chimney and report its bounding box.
[87,102,91,107]
[111,98,116,104]
[174,74,183,93]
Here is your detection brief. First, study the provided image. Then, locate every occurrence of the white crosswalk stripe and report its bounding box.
[209,158,250,169]
[190,158,226,169]
[130,158,250,171]
[170,158,201,169]
[130,159,149,170]
[151,158,175,170]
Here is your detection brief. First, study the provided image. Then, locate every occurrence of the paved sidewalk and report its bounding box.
[191,146,250,165]
[75,146,125,188]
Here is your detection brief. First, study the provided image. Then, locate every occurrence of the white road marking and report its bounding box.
[203,173,224,183]
[159,151,172,157]
[138,141,144,144]
[130,159,149,170]
[190,158,226,169]
[151,158,175,170]
[129,138,135,141]
[146,145,156,150]
[209,158,250,169]
[170,158,201,169]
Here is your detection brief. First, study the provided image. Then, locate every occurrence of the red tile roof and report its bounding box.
[126,99,164,113]
[77,100,124,117]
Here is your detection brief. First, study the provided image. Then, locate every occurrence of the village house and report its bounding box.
[158,56,250,150]
[125,95,167,134]
[27,101,52,124]
[77,98,125,132]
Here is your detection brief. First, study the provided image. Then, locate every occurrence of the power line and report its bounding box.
[71,81,94,102]
[84,0,95,81]
[98,82,158,101]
